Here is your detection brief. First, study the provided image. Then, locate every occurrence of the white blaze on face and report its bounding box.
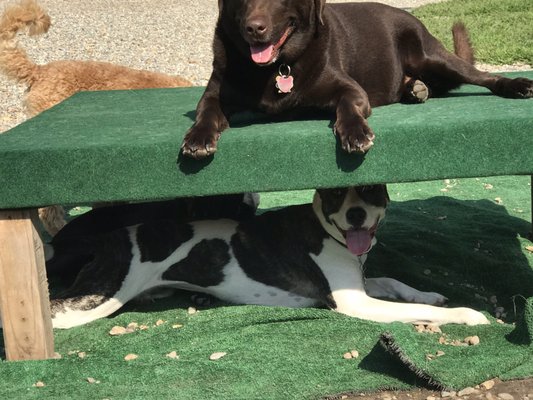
[313,188,385,255]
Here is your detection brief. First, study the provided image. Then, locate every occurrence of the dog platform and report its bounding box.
[0,71,532,360]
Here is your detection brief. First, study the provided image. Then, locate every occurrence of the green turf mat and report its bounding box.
[1,176,531,398]
[0,72,532,209]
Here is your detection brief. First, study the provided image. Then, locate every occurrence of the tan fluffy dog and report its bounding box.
[0,0,192,236]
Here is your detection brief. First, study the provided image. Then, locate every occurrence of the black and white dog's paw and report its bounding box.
[133,288,176,304]
[410,291,448,306]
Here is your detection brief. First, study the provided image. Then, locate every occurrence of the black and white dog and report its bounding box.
[44,185,489,329]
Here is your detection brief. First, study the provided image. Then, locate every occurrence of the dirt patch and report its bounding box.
[336,377,533,400]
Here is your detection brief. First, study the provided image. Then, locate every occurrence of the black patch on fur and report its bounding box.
[356,185,390,208]
[231,204,334,306]
[137,221,194,263]
[316,188,349,223]
[162,239,230,287]
[50,229,134,315]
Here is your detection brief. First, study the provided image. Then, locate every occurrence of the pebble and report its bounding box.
[441,391,456,398]
[497,393,514,400]
[481,379,496,390]
[124,353,138,361]
[86,377,99,384]
[109,326,128,336]
[127,322,138,330]
[426,396,436,400]
[209,352,227,361]
[465,335,480,346]
[33,381,45,388]
[155,319,165,326]
[343,350,360,359]
[187,307,198,315]
[457,387,477,396]
[78,352,87,359]
[166,351,179,359]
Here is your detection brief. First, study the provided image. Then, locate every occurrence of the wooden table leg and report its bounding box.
[0,209,54,361]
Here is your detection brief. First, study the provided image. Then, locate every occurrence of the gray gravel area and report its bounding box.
[0,0,530,133]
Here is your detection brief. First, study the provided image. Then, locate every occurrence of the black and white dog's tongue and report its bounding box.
[346,229,372,256]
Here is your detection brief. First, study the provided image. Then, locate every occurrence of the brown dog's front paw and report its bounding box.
[181,127,221,159]
[334,117,375,153]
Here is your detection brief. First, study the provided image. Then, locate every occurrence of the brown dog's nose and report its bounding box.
[246,17,268,38]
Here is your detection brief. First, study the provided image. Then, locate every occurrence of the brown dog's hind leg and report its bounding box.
[415,33,533,99]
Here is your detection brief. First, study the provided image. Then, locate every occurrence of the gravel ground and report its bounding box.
[0,1,531,397]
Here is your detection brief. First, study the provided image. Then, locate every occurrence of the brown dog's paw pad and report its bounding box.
[181,129,220,159]
[404,79,429,103]
[412,80,429,102]
[401,77,430,104]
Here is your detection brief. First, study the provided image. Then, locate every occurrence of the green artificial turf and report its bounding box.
[1,2,532,397]
[1,176,532,399]
[413,0,533,65]
[0,71,532,209]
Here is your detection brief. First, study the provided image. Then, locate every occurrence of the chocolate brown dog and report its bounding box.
[181,0,533,159]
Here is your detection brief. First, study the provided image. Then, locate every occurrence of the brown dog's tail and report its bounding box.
[0,0,50,85]
[452,22,475,64]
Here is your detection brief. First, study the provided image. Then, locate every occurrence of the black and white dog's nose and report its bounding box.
[346,207,366,227]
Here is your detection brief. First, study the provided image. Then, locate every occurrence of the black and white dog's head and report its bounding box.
[313,185,389,256]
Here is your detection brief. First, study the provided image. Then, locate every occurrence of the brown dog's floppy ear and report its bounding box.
[218,0,223,13]
[315,0,325,25]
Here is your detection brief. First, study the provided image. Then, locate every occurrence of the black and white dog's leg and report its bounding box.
[315,239,489,325]
[365,277,448,306]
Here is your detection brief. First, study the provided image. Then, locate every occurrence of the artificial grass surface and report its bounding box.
[0,71,532,209]
[1,176,532,399]
[413,0,533,65]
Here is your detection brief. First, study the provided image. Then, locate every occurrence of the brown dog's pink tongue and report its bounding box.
[346,229,372,256]
[250,43,274,64]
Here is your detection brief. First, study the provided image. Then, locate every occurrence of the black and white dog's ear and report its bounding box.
[315,0,325,25]
[218,0,223,13]
[384,185,390,203]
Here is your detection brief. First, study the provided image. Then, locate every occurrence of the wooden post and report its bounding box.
[0,209,54,361]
